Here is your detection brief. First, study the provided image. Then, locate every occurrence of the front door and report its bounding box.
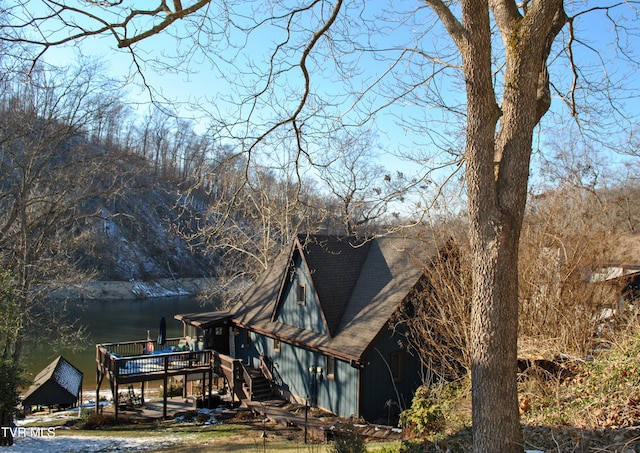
[208,325,230,354]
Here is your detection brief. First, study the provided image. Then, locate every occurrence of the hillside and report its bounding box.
[74,176,214,281]
[0,131,217,283]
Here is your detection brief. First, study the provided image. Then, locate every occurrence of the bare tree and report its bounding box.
[177,149,322,305]
[0,62,131,444]
[3,1,640,450]
[393,226,472,383]
[0,62,128,346]
[316,128,413,235]
[520,187,617,356]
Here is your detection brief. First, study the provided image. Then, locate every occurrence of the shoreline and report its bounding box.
[45,277,215,301]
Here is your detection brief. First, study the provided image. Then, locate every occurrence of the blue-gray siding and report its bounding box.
[234,330,359,418]
[360,329,422,422]
[274,255,327,334]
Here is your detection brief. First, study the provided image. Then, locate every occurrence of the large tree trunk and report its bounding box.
[461,1,566,451]
[462,3,524,451]
[469,215,522,451]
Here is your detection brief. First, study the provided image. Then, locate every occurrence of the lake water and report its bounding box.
[23,296,214,390]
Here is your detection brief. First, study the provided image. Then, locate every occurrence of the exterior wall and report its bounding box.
[234,329,359,418]
[24,382,76,407]
[234,328,260,368]
[205,324,230,355]
[274,255,327,334]
[359,329,422,423]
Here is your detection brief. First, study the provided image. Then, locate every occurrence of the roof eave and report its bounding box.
[233,320,362,366]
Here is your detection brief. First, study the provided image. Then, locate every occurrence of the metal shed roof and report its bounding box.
[22,356,83,407]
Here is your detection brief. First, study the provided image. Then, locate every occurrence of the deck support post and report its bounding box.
[114,383,119,422]
[163,374,168,419]
[95,371,104,414]
[183,373,188,398]
[201,372,206,403]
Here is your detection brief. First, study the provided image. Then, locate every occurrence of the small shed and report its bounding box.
[22,356,83,408]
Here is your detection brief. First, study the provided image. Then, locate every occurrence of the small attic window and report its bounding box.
[297,283,306,306]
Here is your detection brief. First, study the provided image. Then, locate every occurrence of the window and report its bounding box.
[325,356,336,380]
[273,338,281,353]
[246,330,252,346]
[390,351,403,382]
[214,326,224,336]
[297,283,306,305]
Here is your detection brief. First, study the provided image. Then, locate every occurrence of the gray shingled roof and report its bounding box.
[22,356,83,407]
[232,234,429,363]
[283,235,371,336]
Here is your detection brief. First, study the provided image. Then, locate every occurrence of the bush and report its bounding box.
[328,421,366,453]
[400,381,464,436]
[79,411,116,429]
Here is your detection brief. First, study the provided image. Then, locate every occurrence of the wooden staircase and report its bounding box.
[243,366,273,401]
[214,353,275,403]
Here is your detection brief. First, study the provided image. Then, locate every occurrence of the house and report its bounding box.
[22,356,83,410]
[176,234,431,422]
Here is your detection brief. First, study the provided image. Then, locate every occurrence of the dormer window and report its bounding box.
[297,283,306,306]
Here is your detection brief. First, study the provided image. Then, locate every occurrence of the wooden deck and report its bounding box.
[96,337,240,420]
[96,338,213,384]
[96,338,277,421]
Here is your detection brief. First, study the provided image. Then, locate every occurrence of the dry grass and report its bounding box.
[521,335,640,431]
[400,332,640,452]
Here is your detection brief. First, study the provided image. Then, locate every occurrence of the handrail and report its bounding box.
[97,337,183,357]
[259,355,274,382]
[215,352,235,383]
[241,363,253,399]
[96,345,212,377]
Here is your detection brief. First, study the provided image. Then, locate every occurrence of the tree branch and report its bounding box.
[423,0,466,52]
[118,0,212,48]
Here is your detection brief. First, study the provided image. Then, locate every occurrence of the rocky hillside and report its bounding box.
[60,151,217,282]
[81,190,211,281]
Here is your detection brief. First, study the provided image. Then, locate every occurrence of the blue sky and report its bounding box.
[11,0,640,214]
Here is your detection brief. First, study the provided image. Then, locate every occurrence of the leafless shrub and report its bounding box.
[393,226,472,383]
[519,187,623,358]
[395,182,639,385]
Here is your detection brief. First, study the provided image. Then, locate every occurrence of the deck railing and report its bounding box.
[98,337,183,358]
[96,339,249,404]
[96,338,212,380]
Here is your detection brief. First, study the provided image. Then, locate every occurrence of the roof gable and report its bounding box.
[271,246,329,335]
[23,356,83,406]
[272,235,370,337]
[331,236,425,357]
[230,234,430,362]
[299,235,371,336]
